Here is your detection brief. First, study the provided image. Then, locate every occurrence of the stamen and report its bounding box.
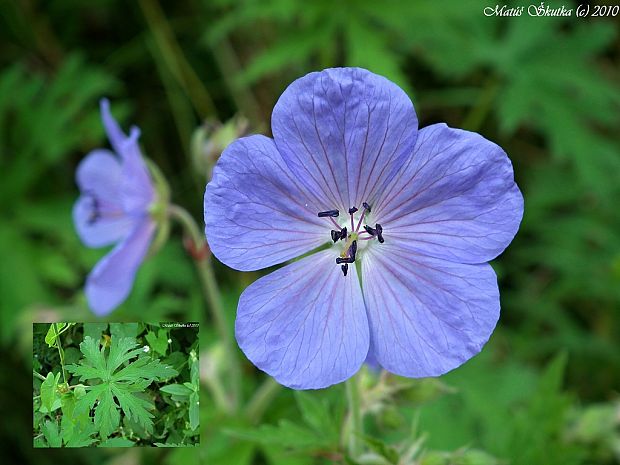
[364,225,377,236]
[362,202,372,213]
[341,264,348,276]
[330,230,340,243]
[336,257,355,264]
[87,195,100,225]
[349,206,357,230]
[350,240,357,260]
[375,223,384,243]
[318,210,339,218]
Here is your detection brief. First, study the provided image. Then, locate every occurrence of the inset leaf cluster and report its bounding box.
[33,323,199,448]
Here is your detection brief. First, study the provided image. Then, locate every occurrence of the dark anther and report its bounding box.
[362,202,372,212]
[350,240,358,260]
[330,230,340,242]
[348,206,358,215]
[375,223,384,243]
[341,264,348,276]
[87,195,100,225]
[336,257,355,265]
[318,209,339,218]
[339,227,347,241]
[364,225,377,236]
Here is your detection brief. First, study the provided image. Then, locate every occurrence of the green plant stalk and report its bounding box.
[138,0,217,119]
[33,370,47,382]
[245,377,281,424]
[462,76,500,132]
[345,375,363,458]
[168,204,241,410]
[54,323,67,385]
[209,38,261,124]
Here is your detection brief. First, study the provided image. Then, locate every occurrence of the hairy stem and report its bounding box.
[345,375,363,458]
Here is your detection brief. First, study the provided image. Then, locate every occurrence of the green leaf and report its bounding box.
[145,329,169,356]
[294,391,335,436]
[189,391,199,431]
[94,389,120,440]
[107,337,143,374]
[111,384,155,433]
[61,391,97,447]
[44,323,66,347]
[42,420,62,448]
[360,435,400,464]
[67,335,179,438]
[227,420,331,449]
[63,347,82,366]
[160,384,193,397]
[40,372,61,413]
[112,356,178,383]
[83,323,108,342]
[110,323,139,341]
[98,437,135,447]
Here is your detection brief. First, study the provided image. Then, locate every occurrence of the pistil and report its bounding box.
[317,202,383,276]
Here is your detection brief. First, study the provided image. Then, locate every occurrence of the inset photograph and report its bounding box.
[33,322,199,447]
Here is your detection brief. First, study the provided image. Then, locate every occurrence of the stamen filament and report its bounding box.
[328,217,340,229]
[348,206,358,231]
[355,202,372,233]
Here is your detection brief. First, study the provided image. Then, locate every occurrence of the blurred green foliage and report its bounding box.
[1,0,619,464]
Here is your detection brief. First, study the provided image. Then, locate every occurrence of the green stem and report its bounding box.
[54,323,67,385]
[461,76,500,132]
[245,377,281,424]
[168,204,241,410]
[33,370,46,382]
[209,37,261,124]
[345,376,363,458]
[138,0,218,119]
[204,372,232,415]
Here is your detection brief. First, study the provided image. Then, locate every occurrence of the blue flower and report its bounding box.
[204,68,524,389]
[73,99,157,316]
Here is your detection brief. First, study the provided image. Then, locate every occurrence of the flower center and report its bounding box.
[84,191,125,225]
[317,202,384,277]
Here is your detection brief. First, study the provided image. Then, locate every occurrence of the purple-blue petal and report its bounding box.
[100,98,127,156]
[76,149,122,201]
[272,67,418,213]
[100,99,154,213]
[372,123,523,264]
[235,250,369,389]
[205,135,328,272]
[73,149,135,247]
[73,196,135,248]
[119,127,155,214]
[85,218,155,316]
[361,242,499,378]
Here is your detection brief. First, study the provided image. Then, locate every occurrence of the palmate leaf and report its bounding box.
[67,336,179,440]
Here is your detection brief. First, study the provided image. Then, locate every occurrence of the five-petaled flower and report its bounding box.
[73,99,158,316]
[204,68,524,389]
